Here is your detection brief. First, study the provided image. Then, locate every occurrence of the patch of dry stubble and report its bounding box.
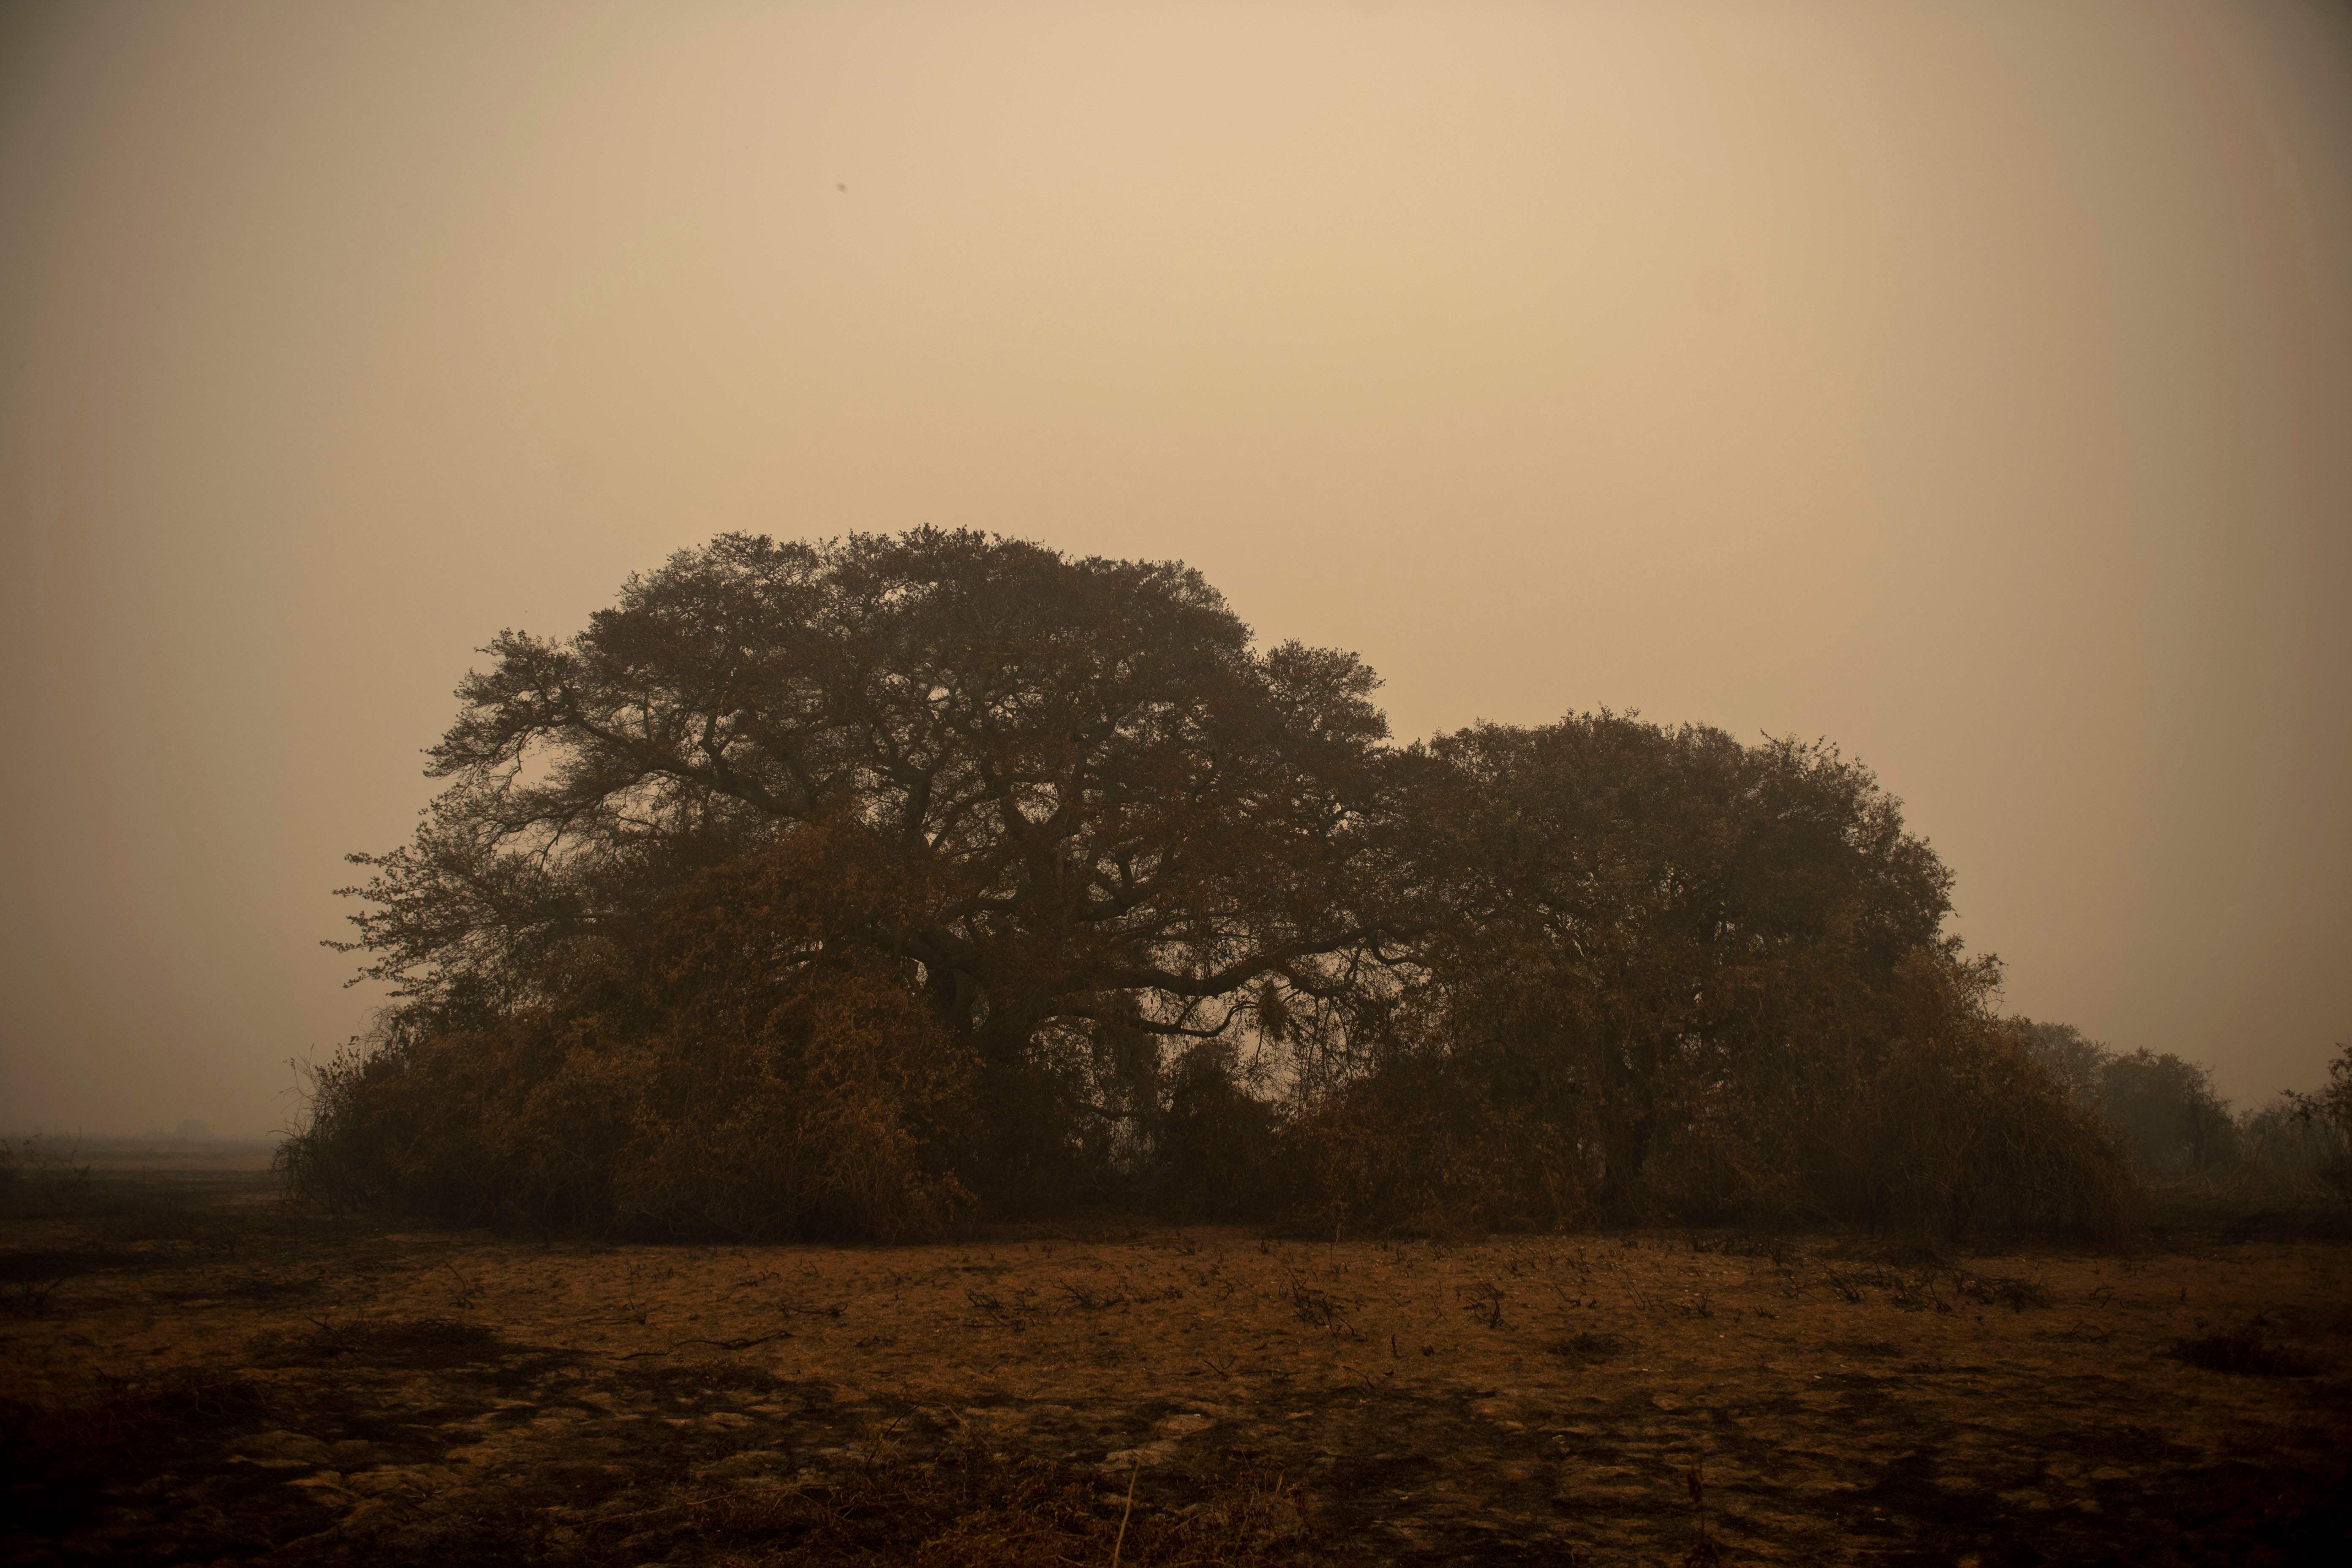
[4,1198,2349,1564]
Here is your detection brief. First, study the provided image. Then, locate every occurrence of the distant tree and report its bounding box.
[2016,1020,2109,1107]
[2015,1018,2243,1179]
[334,529,1407,1202]
[2289,1040,2352,1144]
[2238,1093,2350,1181]
[2092,1049,2237,1176]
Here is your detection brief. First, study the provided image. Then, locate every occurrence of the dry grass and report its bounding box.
[3,1179,2349,1564]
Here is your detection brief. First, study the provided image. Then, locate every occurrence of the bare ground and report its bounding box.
[4,1183,2348,1565]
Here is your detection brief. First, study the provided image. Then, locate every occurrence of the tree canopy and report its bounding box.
[335,529,1408,1200]
[347,532,1415,1016]
[1288,714,2121,1234]
[307,528,2129,1239]
[1413,719,1966,1207]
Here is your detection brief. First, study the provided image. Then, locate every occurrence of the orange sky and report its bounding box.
[4,0,2348,1134]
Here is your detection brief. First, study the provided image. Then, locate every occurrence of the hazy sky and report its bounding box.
[4,0,2347,1135]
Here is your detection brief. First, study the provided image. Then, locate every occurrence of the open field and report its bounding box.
[4,1179,2349,1565]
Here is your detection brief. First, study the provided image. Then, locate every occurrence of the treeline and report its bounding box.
[286,530,2220,1242]
[2017,1023,2351,1187]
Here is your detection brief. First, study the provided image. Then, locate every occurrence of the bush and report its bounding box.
[1825,1013,2132,1240]
[0,1139,92,1221]
[2284,1041,2352,1195]
[1282,1053,1593,1237]
[281,825,977,1241]
[1144,1044,1284,1222]
[2239,1095,2352,1187]
[1284,975,2131,1242]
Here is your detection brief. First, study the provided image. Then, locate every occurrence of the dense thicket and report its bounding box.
[290,530,2130,1240]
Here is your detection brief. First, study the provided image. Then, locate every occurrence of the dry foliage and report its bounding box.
[296,538,2146,1248]
[1282,720,2134,1243]
[284,825,976,1241]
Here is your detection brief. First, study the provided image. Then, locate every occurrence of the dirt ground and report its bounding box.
[4,1182,2349,1566]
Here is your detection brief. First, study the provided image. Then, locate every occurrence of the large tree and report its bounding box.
[321,535,2127,1237]
[338,529,1408,1183]
[1297,712,2107,1231]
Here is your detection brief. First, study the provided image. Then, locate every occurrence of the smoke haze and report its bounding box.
[3,0,2348,1134]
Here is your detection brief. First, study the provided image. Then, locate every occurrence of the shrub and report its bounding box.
[0,1139,92,1221]
[1285,984,2131,1242]
[2238,1094,2352,1188]
[1282,1051,1595,1237]
[281,824,977,1241]
[2282,1041,2352,1196]
[1145,1043,1283,1221]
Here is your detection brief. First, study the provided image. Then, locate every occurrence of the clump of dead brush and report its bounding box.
[0,1276,64,1319]
[1884,1271,1952,1314]
[1286,1277,1348,1333]
[1825,1263,2044,1312]
[1061,1281,1128,1311]
[1948,1269,2051,1312]
[965,1288,1041,1331]
[1462,1281,1507,1328]
[2167,1314,2320,1377]
[1685,1229,1787,1262]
